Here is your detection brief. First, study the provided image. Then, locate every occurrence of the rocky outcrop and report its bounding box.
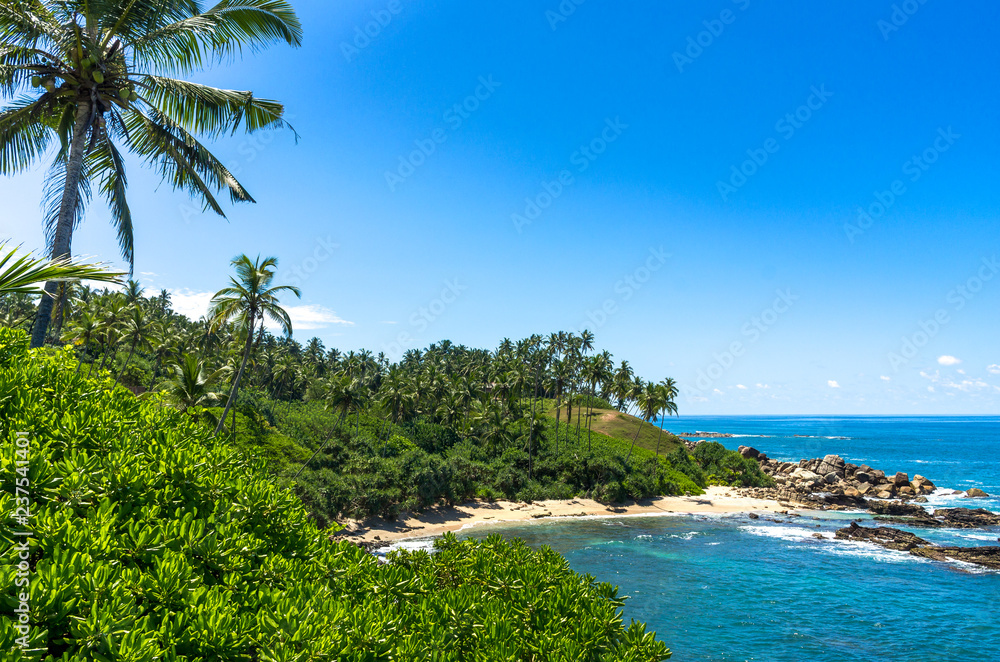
[835,521,929,551]
[835,522,1000,570]
[967,488,990,498]
[934,508,1000,528]
[909,545,1000,569]
[678,431,735,438]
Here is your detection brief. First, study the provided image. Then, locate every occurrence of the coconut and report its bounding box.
[118,87,130,100]
[92,70,104,84]
[42,79,55,92]
[129,90,138,102]
[31,76,41,87]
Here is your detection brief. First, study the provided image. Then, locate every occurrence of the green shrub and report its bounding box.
[0,329,670,660]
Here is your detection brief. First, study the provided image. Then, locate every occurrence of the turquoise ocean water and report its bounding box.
[390,416,1000,660]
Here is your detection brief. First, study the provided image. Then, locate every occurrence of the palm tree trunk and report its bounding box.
[215,321,255,435]
[115,340,138,385]
[655,416,665,456]
[30,100,93,349]
[625,418,645,464]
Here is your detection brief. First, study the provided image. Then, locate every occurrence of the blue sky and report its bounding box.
[3,0,999,414]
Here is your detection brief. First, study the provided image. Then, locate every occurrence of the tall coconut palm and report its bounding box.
[208,254,300,435]
[1,0,303,348]
[626,380,659,464]
[161,353,228,411]
[653,378,679,456]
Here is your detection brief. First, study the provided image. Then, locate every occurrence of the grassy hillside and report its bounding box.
[0,328,672,660]
[543,399,684,457]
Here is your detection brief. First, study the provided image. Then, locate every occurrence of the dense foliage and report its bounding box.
[0,282,772,525]
[0,328,671,660]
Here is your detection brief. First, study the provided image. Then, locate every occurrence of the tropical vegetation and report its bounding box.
[0,327,672,660]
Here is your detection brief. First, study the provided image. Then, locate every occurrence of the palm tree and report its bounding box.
[208,254,300,435]
[2,0,303,348]
[0,242,122,296]
[61,308,99,372]
[653,378,679,456]
[626,381,659,464]
[115,303,152,384]
[161,353,228,415]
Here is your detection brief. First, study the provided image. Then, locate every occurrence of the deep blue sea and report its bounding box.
[392,416,1000,660]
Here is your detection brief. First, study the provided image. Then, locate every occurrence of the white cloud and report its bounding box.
[988,364,1000,375]
[827,380,840,388]
[735,384,748,390]
[379,320,398,325]
[937,355,961,366]
[755,383,769,389]
[713,388,723,395]
[880,375,891,382]
[927,386,935,392]
[167,291,353,332]
[274,304,355,331]
[168,288,213,321]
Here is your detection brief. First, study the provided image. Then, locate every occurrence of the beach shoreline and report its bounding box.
[341,486,788,544]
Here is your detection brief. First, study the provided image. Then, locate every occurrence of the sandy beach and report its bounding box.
[343,486,789,544]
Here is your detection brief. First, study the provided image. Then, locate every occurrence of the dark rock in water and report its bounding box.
[910,546,1000,570]
[835,521,930,551]
[836,523,1000,570]
[934,508,1000,529]
[868,502,1000,529]
[892,472,910,487]
[748,512,759,519]
[966,488,990,498]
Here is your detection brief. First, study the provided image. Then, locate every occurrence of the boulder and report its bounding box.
[914,496,928,503]
[877,491,893,499]
[791,468,822,484]
[871,469,886,480]
[824,472,840,484]
[845,463,858,475]
[816,454,846,477]
[738,445,760,459]
[857,483,873,496]
[843,487,861,498]
[912,474,935,488]
[966,488,990,498]
[892,472,910,487]
[898,486,915,496]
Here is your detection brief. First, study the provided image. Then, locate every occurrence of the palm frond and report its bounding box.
[42,150,93,249]
[0,95,55,175]
[87,129,134,270]
[0,241,125,296]
[123,104,253,213]
[140,75,288,137]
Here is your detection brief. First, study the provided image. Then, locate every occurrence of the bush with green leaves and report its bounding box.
[0,329,671,660]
